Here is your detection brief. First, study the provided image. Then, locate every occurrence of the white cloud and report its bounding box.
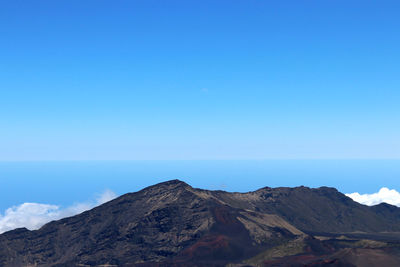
[346,187,400,207]
[0,190,117,234]
[96,189,117,205]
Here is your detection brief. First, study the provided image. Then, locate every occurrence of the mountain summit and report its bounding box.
[1,180,400,266]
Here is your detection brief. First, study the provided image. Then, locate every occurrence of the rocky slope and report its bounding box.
[1,180,400,266]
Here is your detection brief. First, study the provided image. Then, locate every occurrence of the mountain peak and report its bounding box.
[158,179,189,186]
[139,179,191,193]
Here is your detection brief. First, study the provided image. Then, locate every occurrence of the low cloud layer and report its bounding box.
[346,187,400,207]
[0,190,117,234]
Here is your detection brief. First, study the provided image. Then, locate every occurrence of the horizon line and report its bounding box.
[0,158,399,163]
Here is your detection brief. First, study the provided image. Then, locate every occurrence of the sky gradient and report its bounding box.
[1,1,399,160]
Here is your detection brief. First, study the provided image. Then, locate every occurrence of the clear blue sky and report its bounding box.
[1,0,399,160]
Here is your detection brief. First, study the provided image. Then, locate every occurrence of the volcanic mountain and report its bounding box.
[1,180,400,266]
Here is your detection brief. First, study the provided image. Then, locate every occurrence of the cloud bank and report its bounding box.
[346,187,400,207]
[0,190,117,234]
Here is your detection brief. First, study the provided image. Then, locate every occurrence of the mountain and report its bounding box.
[1,180,400,266]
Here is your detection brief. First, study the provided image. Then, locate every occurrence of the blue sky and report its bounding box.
[1,0,399,160]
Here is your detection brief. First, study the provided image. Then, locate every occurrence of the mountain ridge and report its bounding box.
[1,179,400,266]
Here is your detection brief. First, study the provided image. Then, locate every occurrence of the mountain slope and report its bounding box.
[0,180,400,266]
[208,186,400,233]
